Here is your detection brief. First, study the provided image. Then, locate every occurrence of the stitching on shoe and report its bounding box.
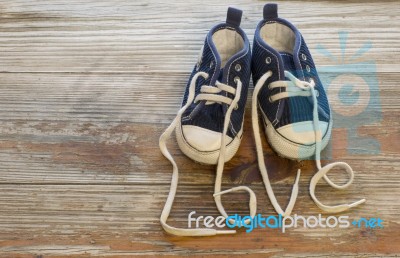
[230,120,237,135]
[295,36,303,80]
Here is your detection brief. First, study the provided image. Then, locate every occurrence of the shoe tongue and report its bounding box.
[201,33,226,90]
[279,52,297,79]
[276,37,304,81]
[286,34,305,80]
[206,31,241,86]
[217,68,224,82]
[207,49,236,86]
[220,54,240,85]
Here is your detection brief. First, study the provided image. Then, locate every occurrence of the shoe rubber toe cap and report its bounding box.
[276,121,329,145]
[181,125,233,152]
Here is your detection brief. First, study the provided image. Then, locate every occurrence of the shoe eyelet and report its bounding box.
[301,53,307,61]
[265,57,272,64]
[235,63,241,72]
[306,65,311,73]
[234,76,240,84]
[234,104,239,110]
[209,61,214,69]
[268,96,273,103]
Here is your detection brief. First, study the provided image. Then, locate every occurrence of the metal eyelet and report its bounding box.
[306,65,311,73]
[234,104,239,110]
[234,76,240,83]
[209,61,214,69]
[268,96,273,103]
[265,57,272,64]
[235,63,241,72]
[301,53,307,61]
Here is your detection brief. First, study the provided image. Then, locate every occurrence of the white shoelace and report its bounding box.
[160,69,366,236]
[159,72,256,236]
[252,70,366,216]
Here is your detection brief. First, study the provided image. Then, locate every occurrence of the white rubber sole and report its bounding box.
[262,112,333,160]
[175,121,243,165]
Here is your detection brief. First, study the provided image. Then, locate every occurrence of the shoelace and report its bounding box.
[252,70,366,216]
[159,72,256,236]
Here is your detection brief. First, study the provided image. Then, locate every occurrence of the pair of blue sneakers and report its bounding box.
[159,4,365,236]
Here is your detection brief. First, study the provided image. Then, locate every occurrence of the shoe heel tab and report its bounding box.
[263,3,278,20]
[226,7,243,27]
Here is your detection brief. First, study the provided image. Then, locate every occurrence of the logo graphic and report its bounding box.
[316,31,381,155]
[290,31,381,159]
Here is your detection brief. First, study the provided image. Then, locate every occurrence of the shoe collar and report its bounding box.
[204,20,250,86]
[254,3,306,81]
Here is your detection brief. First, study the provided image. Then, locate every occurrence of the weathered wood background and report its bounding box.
[0,0,399,257]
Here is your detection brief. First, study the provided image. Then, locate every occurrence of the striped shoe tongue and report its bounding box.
[217,68,224,82]
[279,52,298,79]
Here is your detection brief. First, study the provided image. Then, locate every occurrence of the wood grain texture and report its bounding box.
[0,0,399,257]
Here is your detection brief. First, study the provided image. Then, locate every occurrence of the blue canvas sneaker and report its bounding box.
[159,7,256,236]
[251,3,365,216]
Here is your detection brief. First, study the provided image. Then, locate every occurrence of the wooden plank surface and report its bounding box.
[0,0,399,257]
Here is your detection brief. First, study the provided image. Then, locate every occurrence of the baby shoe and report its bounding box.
[159,7,256,236]
[251,3,365,216]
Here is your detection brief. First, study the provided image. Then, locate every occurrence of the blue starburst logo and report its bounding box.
[316,31,381,156]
